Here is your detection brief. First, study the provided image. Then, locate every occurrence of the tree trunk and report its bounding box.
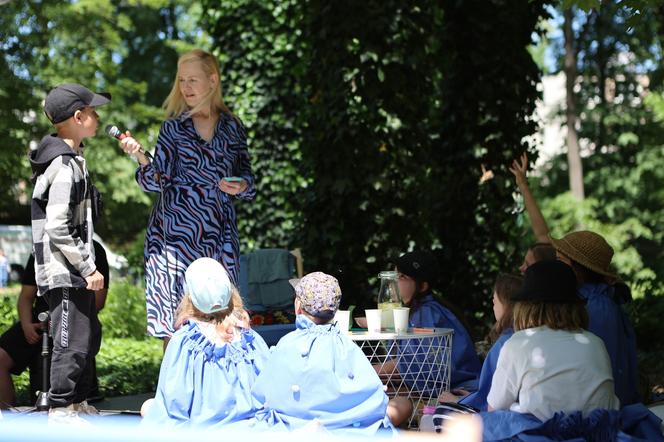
[564,7,585,200]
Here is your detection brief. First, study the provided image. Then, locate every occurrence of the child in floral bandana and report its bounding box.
[250,271,410,434]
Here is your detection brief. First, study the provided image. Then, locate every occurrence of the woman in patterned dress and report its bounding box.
[119,49,255,345]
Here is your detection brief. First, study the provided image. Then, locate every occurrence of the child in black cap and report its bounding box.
[30,83,110,419]
[377,251,481,393]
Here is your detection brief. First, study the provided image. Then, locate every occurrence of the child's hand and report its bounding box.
[438,388,469,403]
[85,270,104,291]
[21,321,43,344]
[509,153,529,186]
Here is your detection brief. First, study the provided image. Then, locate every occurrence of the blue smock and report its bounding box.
[251,315,396,435]
[477,403,663,441]
[401,294,481,390]
[144,321,269,427]
[580,283,640,406]
[459,328,513,411]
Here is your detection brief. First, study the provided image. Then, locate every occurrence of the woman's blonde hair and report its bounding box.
[175,286,248,341]
[163,49,233,119]
[513,301,588,332]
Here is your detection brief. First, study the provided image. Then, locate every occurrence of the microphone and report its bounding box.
[105,124,127,140]
[105,124,153,160]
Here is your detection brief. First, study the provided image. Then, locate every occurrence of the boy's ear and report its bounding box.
[294,298,303,315]
[73,109,84,124]
[420,281,430,293]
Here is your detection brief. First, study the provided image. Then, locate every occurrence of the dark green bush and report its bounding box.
[629,295,664,396]
[7,283,158,404]
[99,282,149,340]
[96,338,162,397]
[0,292,19,331]
[12,338,161,405]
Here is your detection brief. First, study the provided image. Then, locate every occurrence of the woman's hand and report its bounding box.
[119,130,150,165]
[509,152,529,186]
[218,178,248,195]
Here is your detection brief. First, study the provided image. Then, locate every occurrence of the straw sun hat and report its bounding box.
[548,230,617,279]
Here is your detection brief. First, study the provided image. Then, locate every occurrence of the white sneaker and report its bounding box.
[75,400,99,415]
[48,404,91,427]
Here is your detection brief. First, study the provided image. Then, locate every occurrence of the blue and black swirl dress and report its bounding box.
[135,112,255,337]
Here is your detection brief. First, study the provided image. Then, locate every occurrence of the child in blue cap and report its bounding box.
[250,271,408,434]
[143,257,269,427]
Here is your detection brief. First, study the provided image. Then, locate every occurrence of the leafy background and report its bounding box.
[0,0,663,401]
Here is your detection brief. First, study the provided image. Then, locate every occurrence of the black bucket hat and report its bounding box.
[512,260,583,304]
[44,83,111,124]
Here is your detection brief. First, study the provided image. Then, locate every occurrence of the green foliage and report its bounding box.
[98,282,149,340]
[563,0,601,11]
[0,1,44,223]
[11,338,161,405]
[433,0,548,333]
[537,0,664,299]
[0,293,18,331]
[0,0,209,250]
[298,0,450,311]
[11,371,31,406]
[123,229,148,282]
[96,338,162,397]
[540,192,660,297]
[200,0,306,251]
[4,284,157,404]
[200,0,548,336]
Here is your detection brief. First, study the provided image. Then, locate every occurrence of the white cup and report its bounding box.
[393,307,410,334]
[334,310,350,333]
[365,309,382,333]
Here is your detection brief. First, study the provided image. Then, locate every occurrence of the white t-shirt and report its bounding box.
[487,326,619,421]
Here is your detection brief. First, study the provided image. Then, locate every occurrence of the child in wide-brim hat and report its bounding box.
[550,230,640,406]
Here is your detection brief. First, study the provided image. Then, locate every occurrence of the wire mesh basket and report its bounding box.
[349,328,453,428]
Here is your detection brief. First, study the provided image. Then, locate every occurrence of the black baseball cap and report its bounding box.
[512,260,583,303]
[44,83,111,124]
[394,251,437,285]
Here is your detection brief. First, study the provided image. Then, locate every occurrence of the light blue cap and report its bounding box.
[184,258,232,314]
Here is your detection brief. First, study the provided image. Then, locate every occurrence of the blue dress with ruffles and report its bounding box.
[250,315,396,435]
[144,320,269,427]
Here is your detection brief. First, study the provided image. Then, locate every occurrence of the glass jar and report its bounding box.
[377,270,401,330]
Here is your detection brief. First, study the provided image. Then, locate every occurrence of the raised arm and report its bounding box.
[509,153,550,244]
